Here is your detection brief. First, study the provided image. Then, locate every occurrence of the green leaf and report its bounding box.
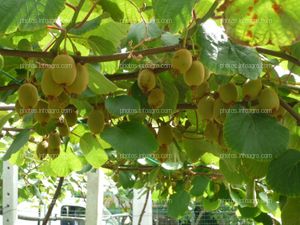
[2,129,30,160]
[167,189,190,218]
[127,21,162,45]
[0,0,65,34]
[119,171,135,189]
[80,133,108,168]
[50,148,83,177]
[224,0,300,46]
[105,95,141,117]
[190,176,210,196]
[152,0,196,32]
[196,20,262,79]
[88,65,118,95]
[224,106,289,157]
[266,150,300,197]
[101,121,158,156]
[0,112,14,130]
[281,198,300,225]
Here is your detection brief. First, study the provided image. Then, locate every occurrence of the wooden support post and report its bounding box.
[133,189,152,225]
[2,161,18,225]
[85,170,105,225]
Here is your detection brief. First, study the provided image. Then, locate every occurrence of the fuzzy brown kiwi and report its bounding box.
[58,118,70,137]
[213,98,227,124]
[36,140,48,160]
[192,81,210,101]
[218,83,238,104]
[157,124,173,146]
[34,100,50,125]
[18,83,39,108]
[51,54,77,85]
[171,49,193,74]
[147,88,165,109]
[137,69,156,93]
[155,145,169,163]
[242,79,262,101]
[41,69,63,98]
[87,109,105,134]
[66,63,89,95]
[204,122,220,142]
[64,105,78,127]
[48,132,61,158]
[197,96,215,120]
[183,61,205,86]
[258,87,280,111]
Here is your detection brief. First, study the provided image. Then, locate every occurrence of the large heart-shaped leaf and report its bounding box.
[105,95,140,117]
[224,106,289,157]
[196,20,262,79]
[266,150,300,197]
[101,121,158,156]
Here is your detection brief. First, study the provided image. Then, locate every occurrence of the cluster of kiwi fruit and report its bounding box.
[16,54,92,159]
[171,49,210,87]
[192,77,283,144]
[137,69,165,109]
[155,123,174,163]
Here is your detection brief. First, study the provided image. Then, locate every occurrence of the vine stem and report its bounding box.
[137,190,150,225]
[280,98,300,126]
[0,44,181,63]
[42,177,64,225]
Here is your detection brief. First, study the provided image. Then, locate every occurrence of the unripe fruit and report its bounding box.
[47,147,60,159]
[218,83,238,104]
[147,88,165,109]
[242,79,262,101]
[197,96,214,120]
[204,122,219,142]
[157,124,173,146]
[48,132,61,148]
[272,106,286,120]
[137,69,156,93]
[18,83,39,108]
[34,100,50,125]
[192,81,210,101]
[183,61,205,86]
[258,87,279,111]
[66,63,89,95]
[171,49,193,74]
[213,98,227,124]
[87,109,105,134]
[58,119,70,137]
[64,105,77,127]
[41,69,63,98]
[51,54,77,85]
[36,140,48,160]
[156,145,169,163]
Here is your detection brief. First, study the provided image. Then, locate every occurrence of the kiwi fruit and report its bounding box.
[171,49,193,74]
[36,140,48,160]
[34,100,50,125]
[197,96,215,120]
[87,109,105,134]
[18,83,39,108]
[242,79,262,101]
[48,99,62,119]
[48,132,61,158]
[192,81,210,101]
[66,63,89,95]
[183,61,205,86]
[147,88,165,109]
[272,106,286,120]
[258,87,280,111]
[41,69,63,98]
[51,54,77,85]
[157,124,173,146]
[64,105,78,127]
[204,122,220,142]
[58,119,70,137]
[213,98,227,124]
[137,69,156,93]
[155,145,169,163]
[218,83,238,104]
[15,100,25,116]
